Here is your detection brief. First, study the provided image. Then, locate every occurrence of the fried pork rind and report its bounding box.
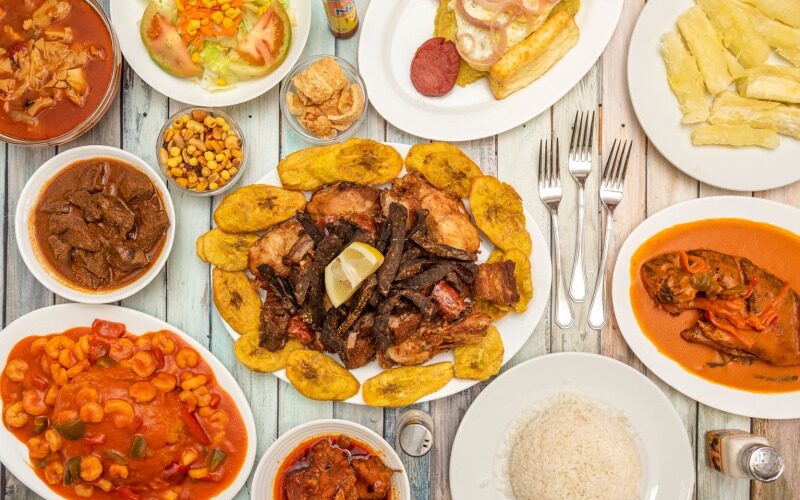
[405,143,484,198]
[293,56,349,104]
[453,326,504,381]
[212,269,262,336]
[362,362,454,407]
[488,248,533,313]
[234,334,303,372]
[213,184,306,233]
[285,350,360,401]
[196,229,259,271]
[278,143,339,190]
[469,176,532,255]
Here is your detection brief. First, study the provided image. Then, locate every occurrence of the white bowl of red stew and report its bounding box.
[15,145,175,304]
[0,304,257,500]
[0,0,122,146]
[252,419,411,500]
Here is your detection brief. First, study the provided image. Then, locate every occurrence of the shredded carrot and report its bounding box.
[175,0,245,48]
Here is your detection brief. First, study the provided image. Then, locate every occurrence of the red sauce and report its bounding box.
[630,218,800,393]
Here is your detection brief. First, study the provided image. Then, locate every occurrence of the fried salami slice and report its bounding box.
[410,37,460,97]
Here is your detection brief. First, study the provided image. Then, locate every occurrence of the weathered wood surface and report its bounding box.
[1,0,798,498]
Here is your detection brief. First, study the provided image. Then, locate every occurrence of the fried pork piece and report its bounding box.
[386,311,492,366]
[351,455,394,499]
[248,220,304,277]
[382,172,480,253]
[306,182,382,234]
[474,260,520,308]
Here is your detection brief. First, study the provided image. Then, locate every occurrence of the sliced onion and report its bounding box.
[456,26,507,71]
[455,0,493,29]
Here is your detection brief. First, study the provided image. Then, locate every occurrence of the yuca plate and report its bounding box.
[110,0,311,107]
[449,353,694,500]
[612,197,800,419]
[628,0,800,192]
[0,304,257,500]
[358,0,623,141]
[218,143,552,405]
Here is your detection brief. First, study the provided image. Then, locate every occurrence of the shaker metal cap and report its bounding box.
[397,409,434,457]
[744,445,785,482]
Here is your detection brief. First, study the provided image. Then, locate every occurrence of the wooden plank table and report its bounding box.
[1,1,798,498]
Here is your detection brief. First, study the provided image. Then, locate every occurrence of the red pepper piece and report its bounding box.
[29,373,49,390]
[162,461,189,484]
[179,407,210,445]
[152,347,165,369]
[92,319,127,338]
[87,336,111,362]
[209,393,221,408]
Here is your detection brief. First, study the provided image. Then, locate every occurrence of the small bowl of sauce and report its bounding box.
[15,145,175,303]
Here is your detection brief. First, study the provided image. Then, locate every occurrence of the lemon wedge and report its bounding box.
[325,242,384,307]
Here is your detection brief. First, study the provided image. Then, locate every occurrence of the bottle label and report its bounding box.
[705,429,747,473]
[324,0,358,34]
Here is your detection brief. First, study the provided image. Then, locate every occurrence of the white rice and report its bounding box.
[507,393,642,500]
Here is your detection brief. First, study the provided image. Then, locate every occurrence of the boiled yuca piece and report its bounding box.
[677,7,732,95]
[691,123,780,148]
[737,66,800,104]
[489,10,579,100]
[740,0,800,28]
[697,0,770,68]
[724,51,746,79]
[736,1,800,66]
[710,91,800,139]
[661,32,709,124]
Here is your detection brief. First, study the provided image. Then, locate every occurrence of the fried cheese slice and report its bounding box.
[677,7,733,95]
[661,31,709,124]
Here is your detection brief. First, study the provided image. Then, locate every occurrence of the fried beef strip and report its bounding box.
[337,275,378,336]
[373,295,402,353]
[375,219,392,254]
[256,264,300,351]
[296,211,325,243]
[376,203,408,296]
[399,262,458,289]
[397,289,437,319]
[410,231,478,261]
[294,233,343,305]
[395,258,437,281]
[474,260,520,308]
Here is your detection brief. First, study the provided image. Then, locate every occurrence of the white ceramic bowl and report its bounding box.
[15,145,176,304]
[251,419,411,500]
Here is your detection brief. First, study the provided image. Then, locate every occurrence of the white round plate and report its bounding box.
[449,352,694,500]
[15,145,175,304]
[0,304,257,500]
[612,196,800,419]
[628,0,800,191]
[110,0,311,107]
[358,0,623,141]
[218,143,552,405]
[251,419,410,500]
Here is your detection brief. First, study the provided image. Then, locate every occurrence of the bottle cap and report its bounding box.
[743,445,784,482]
[397,409,433,457]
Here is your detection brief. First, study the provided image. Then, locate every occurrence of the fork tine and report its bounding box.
[579,112,589,158]
[538,139,545,187]
[569,111,580,154]
[546,139,552,186]
[616,140,633,187]
[602,139,618,180]
[585,111,596,158]
[555,137,560,183]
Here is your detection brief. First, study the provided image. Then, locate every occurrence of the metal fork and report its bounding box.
[587,139,633,330]
[567,110,595,302]
[538,138,574,329]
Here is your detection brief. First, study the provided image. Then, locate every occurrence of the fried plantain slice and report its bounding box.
[196,228,259,271]
[234,334,303,372]
[454,326,504,381]
[474,299,509,321]
[469,176,532,255]
[285,350,361,401]
[214,184,306,233]
[278,143,339,191]
[309,138,404,187]
[488,248,533,313]
[362,362,454,407]
[212,269,262,336]
[405,142,484,198]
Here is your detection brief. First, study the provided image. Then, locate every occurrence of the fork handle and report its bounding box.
[551,211,574,329]
[588,209,614,330]
[569,184,587,302]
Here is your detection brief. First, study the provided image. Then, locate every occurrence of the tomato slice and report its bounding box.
[236,1,291,69]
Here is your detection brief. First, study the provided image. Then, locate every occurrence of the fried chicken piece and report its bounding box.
[386,311,491,365]
[474,260,520,308]
[306,182,381,235]
[382,172,480,252]
[248,220,304,277]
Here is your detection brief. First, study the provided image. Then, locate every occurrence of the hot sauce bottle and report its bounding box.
[706,430,785,482]
[322,0,359,39]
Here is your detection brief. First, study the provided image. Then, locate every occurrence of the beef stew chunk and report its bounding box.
[33,158,169,290]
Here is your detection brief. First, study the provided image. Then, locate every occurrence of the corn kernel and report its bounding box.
[220,2,230,11]
[221,170,231,181]
[228,167,238,176]
[169,147,181,157]
[231,149,243,159]
[191,52,201,63]
[214,153,224,162]
[167,157,180,168]
[187,172,198,184]
[222,123,230,132]
[196,181,209,192]
[188,157,199,167]
[211,11,224,24]
[222,17,234,29]
[203,117,216,128]
[188,467,209,479]
[176,177,189,187]
[207,160,218,170]
[215,77,227,87]
[187,145,196,155]
[209,182,219,191]
[170,168,184,178]
[225,8,237,18]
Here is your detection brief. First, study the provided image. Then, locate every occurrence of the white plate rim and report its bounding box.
[250,418,410,500]
[611,196,800,419]
[110,0,311,107]
[0,303,257,500]
[14,145,176,304]
[627,0,800,192]
[217,142,553,406]
[448,352,695,500]
[357,0,624,142]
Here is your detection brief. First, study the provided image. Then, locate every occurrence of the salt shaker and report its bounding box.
[706,430,784,482]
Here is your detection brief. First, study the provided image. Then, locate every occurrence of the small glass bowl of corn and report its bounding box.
[156,107,246,197]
